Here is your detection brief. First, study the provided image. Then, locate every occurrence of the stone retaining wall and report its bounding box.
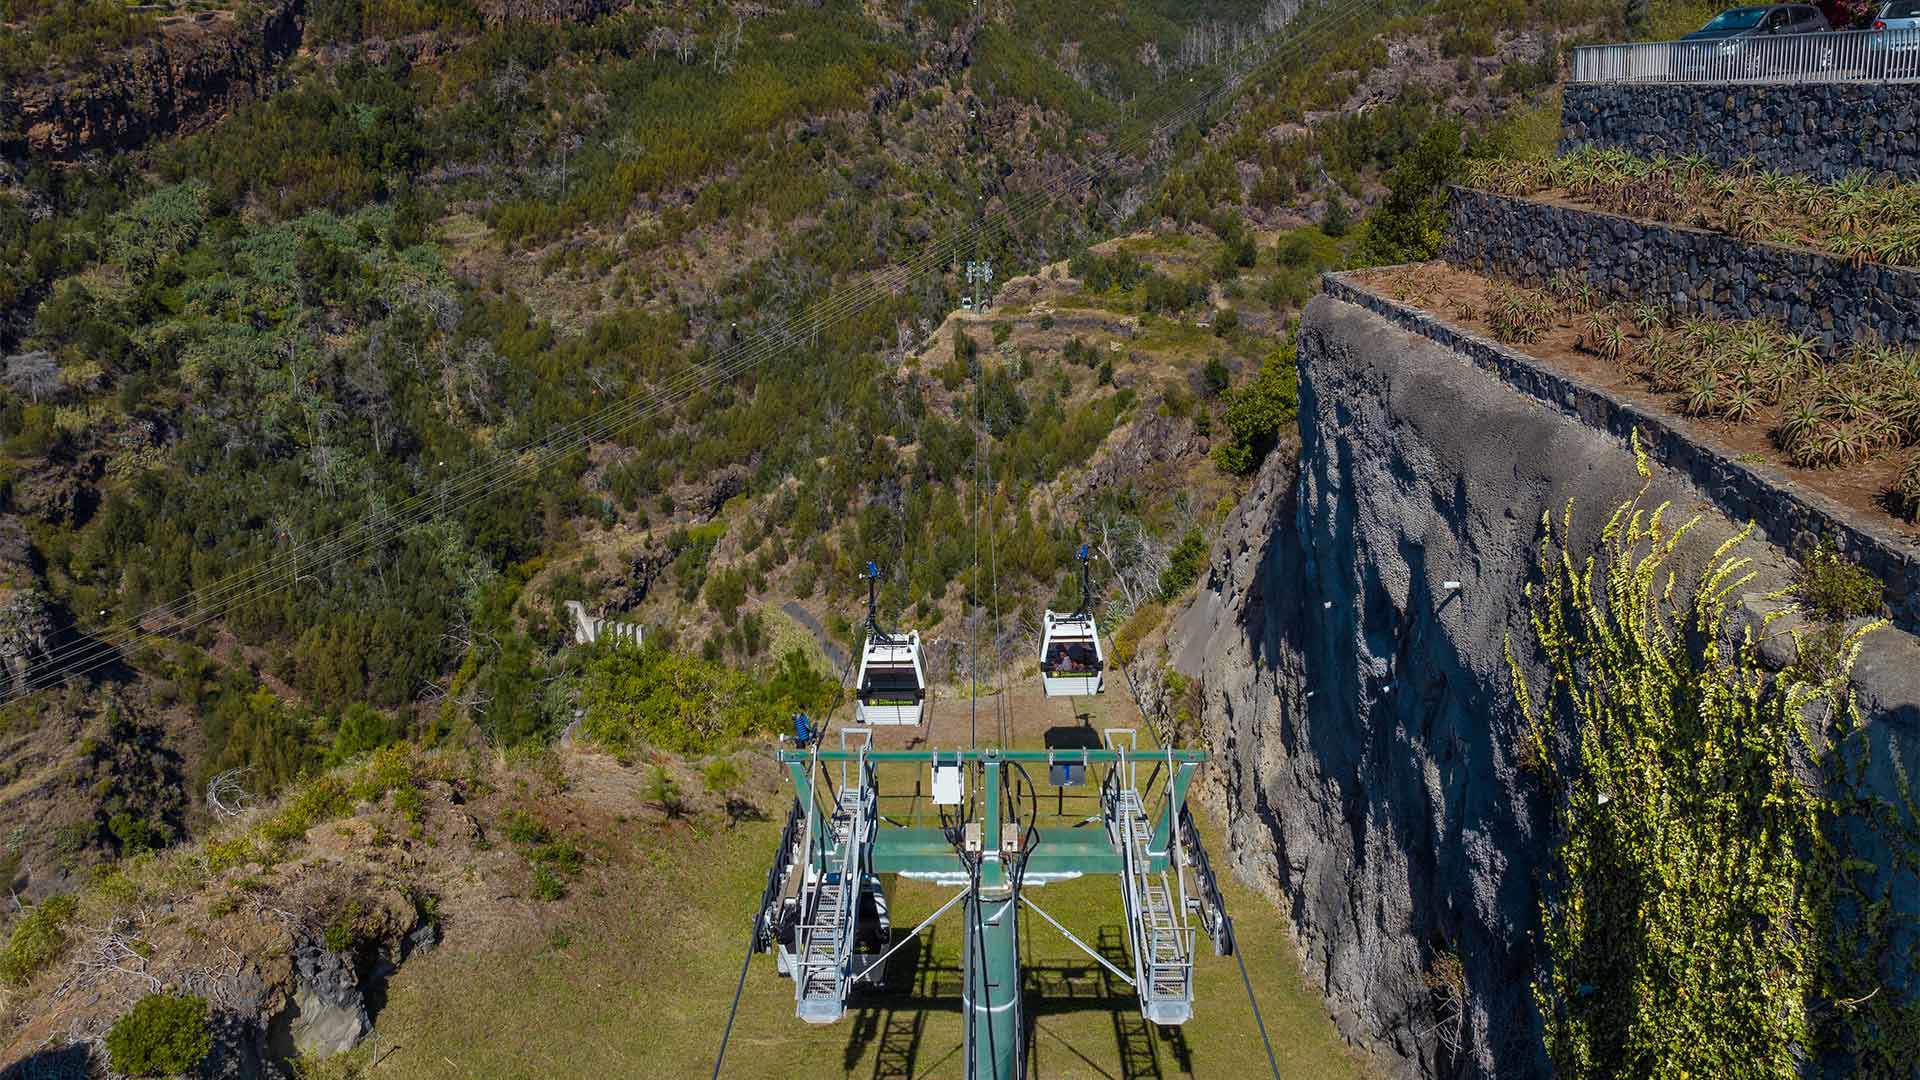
[1441,187,1920,355]
[1321,270,1920,631]
[1561,81,1920,182]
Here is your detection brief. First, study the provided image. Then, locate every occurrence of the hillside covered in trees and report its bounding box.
[0,2,1686,1056]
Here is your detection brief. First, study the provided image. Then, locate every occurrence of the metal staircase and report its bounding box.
[794,741,873,1023]
[1103,737,1195,1025]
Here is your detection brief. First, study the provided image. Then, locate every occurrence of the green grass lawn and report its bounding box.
[365,779,1368,1079]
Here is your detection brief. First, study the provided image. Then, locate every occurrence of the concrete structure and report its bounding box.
[564,600,644,648]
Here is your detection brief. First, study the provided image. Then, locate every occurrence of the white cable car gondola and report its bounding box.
[1039,545,1105,698]
[853,563,926,726]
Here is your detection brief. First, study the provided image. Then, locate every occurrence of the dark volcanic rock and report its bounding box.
[1170,293,1920,1077]
[1442,187,1920,357]
[1562,81,1920,182]
[1,0,302,162]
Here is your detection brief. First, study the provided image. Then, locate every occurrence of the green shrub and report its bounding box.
[1157,530,1209,602]
[531,863,566,902]
[504,810,549,846]
[1354,120,1462,267]
[0,893,77,984]
[1214,344,1299,476]
[1794,542,1884,622]
[106,993,212,1077]
[577,643,835,755]
[703,759,744,794]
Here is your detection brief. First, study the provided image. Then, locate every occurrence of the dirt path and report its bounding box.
[779,600,848,672]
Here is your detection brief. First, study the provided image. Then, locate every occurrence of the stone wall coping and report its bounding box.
[1320,270,1920,630]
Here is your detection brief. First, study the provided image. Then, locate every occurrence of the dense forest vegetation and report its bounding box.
[0,0,1658,866]
[0,0,1325,814]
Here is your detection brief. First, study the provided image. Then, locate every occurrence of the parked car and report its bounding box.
[1872,0,1920,73]
[1683,3,1835,40]
[1679,4,1837,76]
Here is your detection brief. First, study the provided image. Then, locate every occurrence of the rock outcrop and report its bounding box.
[1172,293,1920,1077]
[0,517,56,698]
[1,0,302,162]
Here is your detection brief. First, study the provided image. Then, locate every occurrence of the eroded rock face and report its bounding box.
[1,0,302,162]
[0,518,55,698]
[1171,294,1920,1077]
[273,889,436,1062]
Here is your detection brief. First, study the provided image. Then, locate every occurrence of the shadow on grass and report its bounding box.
[842,921,1179,1079]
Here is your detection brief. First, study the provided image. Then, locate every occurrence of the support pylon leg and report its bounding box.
[962,891,1023,1080]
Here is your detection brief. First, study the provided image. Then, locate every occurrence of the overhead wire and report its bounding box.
[19,0,1373,702]
[5,0,1385,706]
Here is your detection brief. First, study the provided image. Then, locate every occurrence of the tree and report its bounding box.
[646,764,685,818]
[1355,120,1462,266]
[1214,344,1299,475]
[1157,530,1209,601]
[2,351,59,402]
[1321,196,1351,238]
[328,702,400,764]
[702,758,743,795]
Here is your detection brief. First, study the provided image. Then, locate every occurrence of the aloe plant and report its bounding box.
[1723,385,1765,425]
[1858,411,1903,452]
[1779,399,1827,447]
[1894,452,1920,523]
[1683,374,1724,418]
[1807,421,1872,468]
[1821,384,1878,422]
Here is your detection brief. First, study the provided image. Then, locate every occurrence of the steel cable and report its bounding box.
[7,0,1384,704]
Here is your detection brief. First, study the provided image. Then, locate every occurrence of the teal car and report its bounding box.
[1873,0,1920,74]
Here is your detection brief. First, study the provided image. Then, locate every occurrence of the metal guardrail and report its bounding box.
[1571,27,1920,84]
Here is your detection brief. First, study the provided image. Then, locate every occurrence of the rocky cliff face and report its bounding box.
[0,517,57,699]
[2,0,302,162]
[1171,293,1920,1077]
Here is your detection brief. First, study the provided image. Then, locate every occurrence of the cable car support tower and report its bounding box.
[748,723,1236,1079]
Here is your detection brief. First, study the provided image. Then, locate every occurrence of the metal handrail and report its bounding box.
[752,799,807,953]
[1572,27,1920,84]
[793,770,869,1009]
[1179,805,1236,955]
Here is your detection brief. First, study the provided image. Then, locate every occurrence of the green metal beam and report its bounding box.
[1150,761,1198,859]
[870,826,1136,875]
[964,892,1021,1080]
[778,748,1206,764]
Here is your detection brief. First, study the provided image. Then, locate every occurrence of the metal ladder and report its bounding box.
[794,738,872,1023]
[1105,741,1194,1025]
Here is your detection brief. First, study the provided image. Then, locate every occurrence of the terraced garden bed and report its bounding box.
[1347,260,1920,536]
[1465,147,1920,268]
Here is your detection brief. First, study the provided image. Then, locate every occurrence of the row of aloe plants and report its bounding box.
[1463,147,1920,268]
[1398,268,1920,521]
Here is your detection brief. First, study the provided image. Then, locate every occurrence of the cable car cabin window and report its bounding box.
[1042,640,1102,674]
[859,664,924,704]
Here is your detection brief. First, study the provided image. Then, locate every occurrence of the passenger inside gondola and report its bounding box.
[1046,640,1097,673]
